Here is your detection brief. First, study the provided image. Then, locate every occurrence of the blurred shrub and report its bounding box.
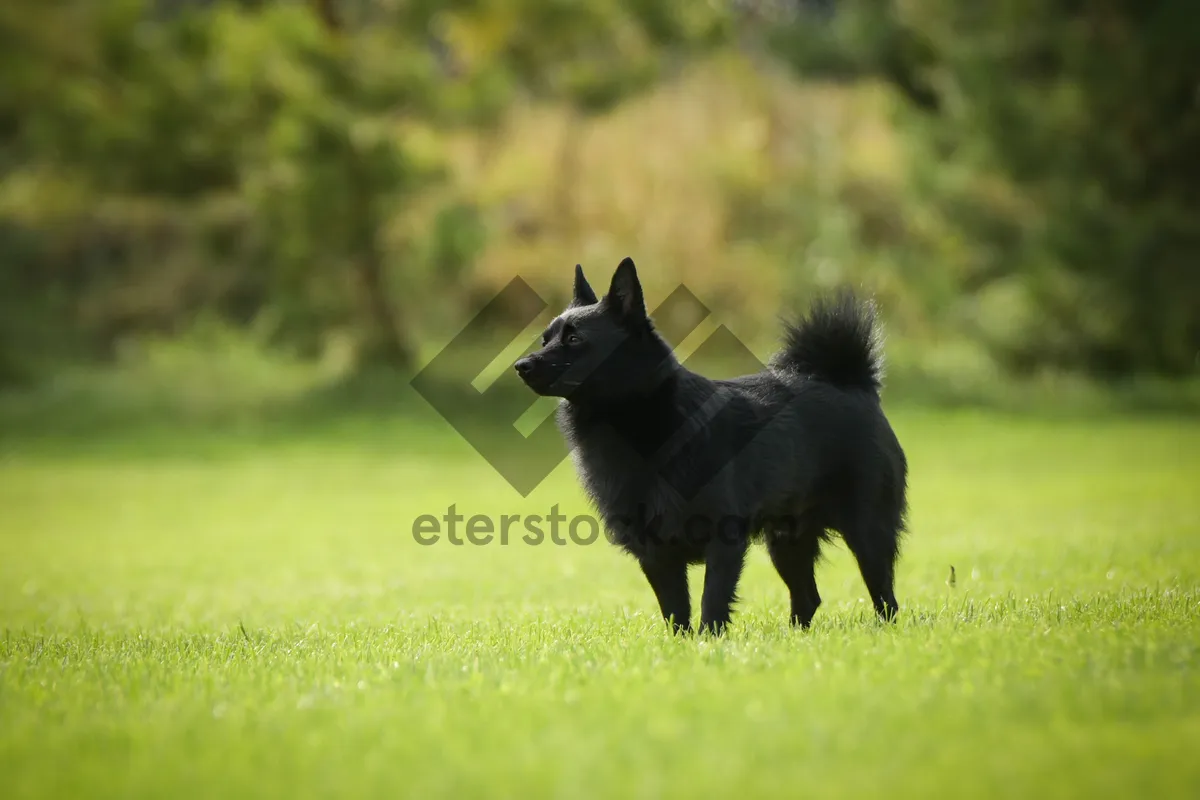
[1,0,1197,407]
[0,0,729,385]
[766,0,1200,377]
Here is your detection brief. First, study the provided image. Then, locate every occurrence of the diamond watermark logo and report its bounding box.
[411,277,773,497]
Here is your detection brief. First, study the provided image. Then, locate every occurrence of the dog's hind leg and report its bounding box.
[766,528,824,628]
[699,537,749,636]
[639,554,692,634]
[841,517,901,623]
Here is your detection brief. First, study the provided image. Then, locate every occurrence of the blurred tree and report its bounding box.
[0,0,726,382]
[6,0,1195,387]
[0,0,502,376]
[767,0,1200,376]
[906,0,1200,376]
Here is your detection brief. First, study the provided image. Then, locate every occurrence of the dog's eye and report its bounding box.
[565,333,583,346]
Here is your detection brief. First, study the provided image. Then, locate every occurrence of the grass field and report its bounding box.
[2,405,1199,799]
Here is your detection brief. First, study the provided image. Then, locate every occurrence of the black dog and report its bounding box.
[515,258,908,635]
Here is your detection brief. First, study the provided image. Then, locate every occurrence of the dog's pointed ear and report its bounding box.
[605,257,646,320]
[571,264,598,306]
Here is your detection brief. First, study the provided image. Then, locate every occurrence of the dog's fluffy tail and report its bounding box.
[771,288,884,393]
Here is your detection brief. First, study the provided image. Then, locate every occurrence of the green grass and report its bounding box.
[2,407,1199,799]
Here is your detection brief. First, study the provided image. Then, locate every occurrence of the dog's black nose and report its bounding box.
[514,357,535,377]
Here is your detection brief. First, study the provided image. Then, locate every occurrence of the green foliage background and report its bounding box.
[1,0,1197,395]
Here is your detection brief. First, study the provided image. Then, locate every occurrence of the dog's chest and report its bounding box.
[569,436,656,505]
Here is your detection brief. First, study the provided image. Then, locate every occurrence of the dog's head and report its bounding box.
[514,258,674,402]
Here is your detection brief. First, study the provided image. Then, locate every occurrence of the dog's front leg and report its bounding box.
[699,536,749,635]
[639,553,691,635]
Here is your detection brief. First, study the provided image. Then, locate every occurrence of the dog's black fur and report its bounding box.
[515,258,908,635]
